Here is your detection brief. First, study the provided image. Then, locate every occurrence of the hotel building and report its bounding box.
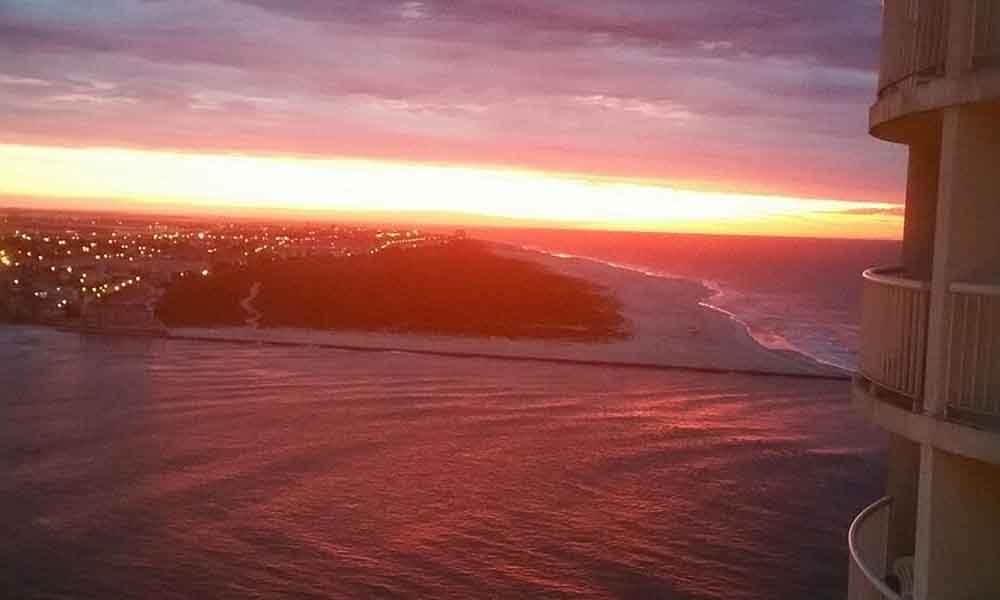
[849,1,1000,599]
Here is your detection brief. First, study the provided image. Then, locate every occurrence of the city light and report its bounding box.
[2,215,454,327]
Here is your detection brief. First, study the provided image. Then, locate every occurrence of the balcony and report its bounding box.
[878,0,949,98]
[872,1,1000,137]
[879,0,1000,97]
[858,267,930,406]
[973,1,1000,67]
[943,281,1000,427]
[857,266,1000,460]
[860,266,1000,424]
[848,497,907,600]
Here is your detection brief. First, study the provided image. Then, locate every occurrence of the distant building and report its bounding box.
[848,3,1000,600]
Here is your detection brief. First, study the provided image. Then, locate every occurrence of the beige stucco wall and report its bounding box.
[887,433,920,563]
[922,102,1000,416]
[902,138,941,280]
[919,449,1000,600]
[931,103,1000,284]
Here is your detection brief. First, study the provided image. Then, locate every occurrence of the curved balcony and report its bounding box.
[859,267,930,405]
[877,0,949,98]
[860,266,1000,424]
[857,266,1000,462]
[872,0,1000,139]
[973,1,1000,66]
[848,497,904,600]
[878,0,1000,97]
[944,281,1000,427]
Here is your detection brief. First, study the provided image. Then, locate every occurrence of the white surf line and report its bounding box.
[240,282,262,329]
[512,243,851,374]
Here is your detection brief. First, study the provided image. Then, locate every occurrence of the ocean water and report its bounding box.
[478,230,902,370]
[1,325,885,599]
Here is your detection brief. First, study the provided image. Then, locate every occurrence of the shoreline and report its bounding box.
[507,242,852,372]
[46,324,849,381]
[487,242,848,377]
[26,240,853,380]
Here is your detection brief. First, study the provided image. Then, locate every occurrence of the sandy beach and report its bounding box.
[165,243,844,378]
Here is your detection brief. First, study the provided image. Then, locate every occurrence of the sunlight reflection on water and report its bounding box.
[1,326,885,599]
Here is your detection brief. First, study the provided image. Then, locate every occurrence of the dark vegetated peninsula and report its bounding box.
[156,241,626,340]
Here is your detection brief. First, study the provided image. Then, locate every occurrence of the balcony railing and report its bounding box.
[945,281,1000,422]
[878,0,949,96]
[878,0,1000,97]
[860,266,1000,424]
[848,497,902,600]
[973,0,1000,64]
[859,267,930,400]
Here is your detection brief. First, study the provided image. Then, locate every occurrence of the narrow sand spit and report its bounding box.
[169,244,845,378]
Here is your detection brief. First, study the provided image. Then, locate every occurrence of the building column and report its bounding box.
[901,139,940,280]
[912,444,935,600]
[913,101,1000,600]
[914,448,1000,600]
[922,104,1000,417]
[886,433,920,565]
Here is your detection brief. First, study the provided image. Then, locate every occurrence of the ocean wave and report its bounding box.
[515,243,856,372]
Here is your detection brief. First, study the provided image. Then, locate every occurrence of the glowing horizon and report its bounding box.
[0,143,901,239]
[0,2,906,238]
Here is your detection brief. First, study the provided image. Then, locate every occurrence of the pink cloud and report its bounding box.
[0,0,904,203]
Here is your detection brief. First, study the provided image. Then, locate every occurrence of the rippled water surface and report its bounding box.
[1,326,884,599]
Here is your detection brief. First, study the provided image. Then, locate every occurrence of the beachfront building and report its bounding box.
[849,2,1000,599]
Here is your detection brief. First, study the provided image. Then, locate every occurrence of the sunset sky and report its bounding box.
[0,1,904,237]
